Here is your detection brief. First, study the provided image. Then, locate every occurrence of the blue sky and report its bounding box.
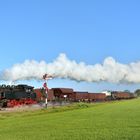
[0,0,140,92]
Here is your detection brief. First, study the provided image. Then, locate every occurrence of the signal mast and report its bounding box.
[43,74,53,108]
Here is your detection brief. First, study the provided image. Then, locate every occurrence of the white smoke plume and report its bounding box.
[1,53,140,83]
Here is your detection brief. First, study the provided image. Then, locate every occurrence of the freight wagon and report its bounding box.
[73,92,89,102]
[88,93,106,102]
[34,88,55,102]
[111,91,135,100]
[52,88,74,101]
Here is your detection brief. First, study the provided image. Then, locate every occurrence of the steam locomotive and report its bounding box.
[0,84,37,107]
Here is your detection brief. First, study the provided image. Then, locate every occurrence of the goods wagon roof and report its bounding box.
[74,91,88,94]
[52,88,73,94]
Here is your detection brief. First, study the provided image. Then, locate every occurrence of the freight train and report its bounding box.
[0,85,136,108]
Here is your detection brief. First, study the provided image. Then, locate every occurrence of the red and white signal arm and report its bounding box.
[43,74,53,80]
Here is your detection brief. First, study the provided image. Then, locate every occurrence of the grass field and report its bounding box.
[0,99,140,140]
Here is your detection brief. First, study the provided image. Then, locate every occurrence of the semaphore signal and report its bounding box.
[43,74,53,108]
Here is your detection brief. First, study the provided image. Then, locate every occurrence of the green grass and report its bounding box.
[0,99,140,140]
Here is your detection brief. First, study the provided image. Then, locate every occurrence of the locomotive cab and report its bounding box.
[0,92,5,99]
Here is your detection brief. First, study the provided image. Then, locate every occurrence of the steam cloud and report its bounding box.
[1,53,140,83]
